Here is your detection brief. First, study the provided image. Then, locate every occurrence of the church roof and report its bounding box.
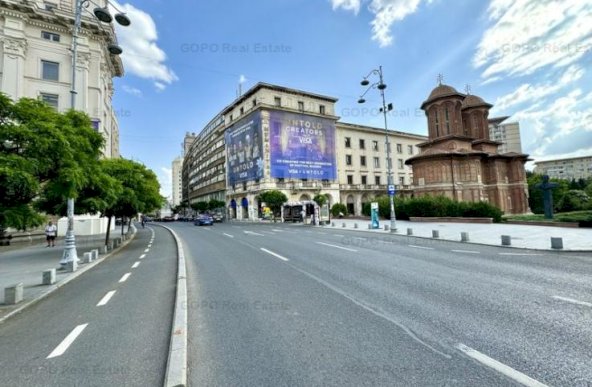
[461,94,492,110]
[427,84,461,100]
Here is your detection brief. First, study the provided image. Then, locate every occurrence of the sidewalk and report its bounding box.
[0,228,135,322]
[323,218,592,251]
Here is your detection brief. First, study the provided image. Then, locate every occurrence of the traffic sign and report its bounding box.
[387,184,396,195]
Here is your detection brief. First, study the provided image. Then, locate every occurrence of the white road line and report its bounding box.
[499,253,542,256]
[132,261,140,269]
[334,234,344,237]
[456,344,548,387]
[316,242,358,252]
[223,233,234,238]
[47,324,88,359]
[272,229,284,232]
[408,245,434,250]
[139,254,146,259]
[244,230,265,236]
[451,249,480,254]
[147,244,152,248]
[552,295,592,307]
[119,273,131,283]
[260,248,289,261]
[144,249,149,253]
[318,232,327,235]
[96,291,116,307]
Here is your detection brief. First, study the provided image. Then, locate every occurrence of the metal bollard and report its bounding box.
[501,235,511,246]
[461,232,469,242]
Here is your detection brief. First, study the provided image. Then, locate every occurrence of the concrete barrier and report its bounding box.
[101,245,109,254]
[65,260,78,272]
[4,283,24,305]
[42,269,56,285]
[461,232,470,242]
[432,230,439,238]
[354,223,358,229]
[407,228,413,236]
[332,222,335,227]
[368,224,372,229]
[342,223,346,228]
[91,249,99,260]
[83,252,93,263]
[501,235,511,246]
[551,237,563,249]
[384,225,390,231]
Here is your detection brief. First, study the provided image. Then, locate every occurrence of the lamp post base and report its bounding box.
[60,231,79,265]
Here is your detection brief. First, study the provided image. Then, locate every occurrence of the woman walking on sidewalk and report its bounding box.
[45,221,57,247]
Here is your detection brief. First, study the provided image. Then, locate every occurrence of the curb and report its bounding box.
[0,226,138,325]
[159,224,188,387]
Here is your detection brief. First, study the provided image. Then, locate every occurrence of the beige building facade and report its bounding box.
[171,156,183,207]
[534,156,592,180]
[488,116,522,154]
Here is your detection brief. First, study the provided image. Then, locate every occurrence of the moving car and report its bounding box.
[194,214,214,226]
[212,212,224,222]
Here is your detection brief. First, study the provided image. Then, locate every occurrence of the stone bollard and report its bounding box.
[354,223,358,229]
[114,238,121,247]
[461,232,470,242]
[501,235,511,246]
[332,222,335,227]
[551,237,563,250]
[108,241,114,251]
[384,225,390,231]
[342,222,346,228]
[368,224,372,229]
[42,269,56,285]
[407,228,413,236]
[4,283,24,305]
[65,260,78,272]
[83,252,93,263]
[91,249,99,260]
[432,230,439,238]
[102,245,109,254]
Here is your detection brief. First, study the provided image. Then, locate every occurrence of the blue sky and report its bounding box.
[111,0,592,198]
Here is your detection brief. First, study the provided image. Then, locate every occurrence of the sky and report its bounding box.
[110,0,592,198]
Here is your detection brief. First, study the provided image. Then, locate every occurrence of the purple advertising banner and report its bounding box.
[226,111,263,185]
[269,111,336,180]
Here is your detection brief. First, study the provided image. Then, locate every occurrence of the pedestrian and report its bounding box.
[141,215,146,229]
[45,221,57,247]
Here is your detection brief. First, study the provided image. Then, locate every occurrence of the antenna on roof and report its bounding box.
[464,84,471,95]
[437,73,444,85]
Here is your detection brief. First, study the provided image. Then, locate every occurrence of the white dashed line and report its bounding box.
[498,253,542,256]
[316,242,358,252]
[119,273,131,283]
[260,248,289,262]
[456,344,548,387]
[223,233,234,238]
[552,296,592,307]
[244,230,265,236]
[408,245,434,250]
[47,324,88,359]
[96,291,116,306]
[139,254,146,259]
[451,249,480,254]
[147,244,152,248]
[144,249,150,253]
[132,261,140,269]
[333,234,344,237]
[272,229,284,232]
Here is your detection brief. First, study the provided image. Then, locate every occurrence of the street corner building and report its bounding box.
[405,82,531,214]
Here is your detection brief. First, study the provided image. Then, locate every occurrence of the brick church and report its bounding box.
[406,81,530,214]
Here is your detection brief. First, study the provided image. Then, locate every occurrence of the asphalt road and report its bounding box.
[172,221,592,387]
[0,225,177,387]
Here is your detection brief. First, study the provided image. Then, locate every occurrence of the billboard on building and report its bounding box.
[269,111,336,180]
[226,111,263,185]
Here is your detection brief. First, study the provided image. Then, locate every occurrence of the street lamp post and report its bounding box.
[60,0,129,267]
[358,65,397,232]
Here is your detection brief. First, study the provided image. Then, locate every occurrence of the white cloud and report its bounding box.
[121,84,143,97]
[111,2,178,90]
[330,0,428,47]
[473,0,592,81]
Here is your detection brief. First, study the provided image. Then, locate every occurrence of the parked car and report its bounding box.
[194,214,214,226]
[212,212,224,222]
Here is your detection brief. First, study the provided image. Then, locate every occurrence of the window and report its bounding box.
[298,101,304,111]
[398,159,404,169]
[361,175,367,185]
[274,97,281,107]
[252,99,257,107]
[373,157,380,168]
[445,108,450,134]
[277,177,285,183]
[44,2,57,11]
[408,145,413,154]
[42,31,60,42]
[345,155,352,165]
[387,158,392,169]
[229,114,233,122]
[345,137,351,148]
[240,107,244,115]
[243,181,247,190]
[41,60,59,81]
[396,143,402,153]
[360,155,366,167]
[359,139,365,149]
[347,175,353,184]
[375,176,381,185]
[40,93,58,109]
[319,104,325,115]
[399,176,405,185]
[372,140,379,151]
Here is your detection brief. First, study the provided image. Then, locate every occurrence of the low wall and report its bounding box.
[505,220,579,228]
[409,217,493,224]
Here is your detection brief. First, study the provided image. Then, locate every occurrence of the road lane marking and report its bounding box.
[119,273,131,283]
[47,324,88,359]
[148,244,152,248]
[408,245,434,250]
[272,229,284,232]
[244,230,265,236]
[144,249,150,253]
[260,248,289,261]
[316,242,358,252]
[223,233,234,238]
[451,249,480,254]
[139,254,146,259]
[132,261,140,269]
[456,344,548,387]
[552,295,592,307]
[96,291,116,306]
[318,232,327,235]
[334,234,344,237]
[498,253,542,256]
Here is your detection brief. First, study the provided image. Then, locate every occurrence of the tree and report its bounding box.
[101,158,163,244]
[258,190,288,221]
[331,203,347,217]
[191,201,209,213]
[207,199,225,211]
[313,193,329,207]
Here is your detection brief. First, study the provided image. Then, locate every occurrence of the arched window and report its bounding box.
[445,107,450,134]
[434,109,440,137]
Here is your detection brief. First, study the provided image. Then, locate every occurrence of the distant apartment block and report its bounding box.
[488,117,522,154]
[171,156,184,206]
[534,156,592,180]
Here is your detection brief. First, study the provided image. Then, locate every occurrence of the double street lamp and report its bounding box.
[60,0,130,267]
[358,65,397,232]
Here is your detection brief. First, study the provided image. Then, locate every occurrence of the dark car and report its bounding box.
[212,212,224,222]
[194,214,214,226]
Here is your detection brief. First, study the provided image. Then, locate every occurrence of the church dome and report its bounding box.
[461,94,490,109]
[427,84,460,101]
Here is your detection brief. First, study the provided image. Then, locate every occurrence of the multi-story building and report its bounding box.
[171,156,183,207]
[183,82,427,218]
[0,0,123,158]
[534,156,592,180]
[488,116,522,154]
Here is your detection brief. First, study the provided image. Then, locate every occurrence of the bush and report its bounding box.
[331,203,347,217]
[556,190,590,212]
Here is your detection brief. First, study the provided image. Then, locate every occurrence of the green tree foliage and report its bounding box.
[313,193,329,207]
[207,199,225,211]
[191,201,209,213]
[556,190,590,212]
[258,190,288,220]
[330,203,347,217]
